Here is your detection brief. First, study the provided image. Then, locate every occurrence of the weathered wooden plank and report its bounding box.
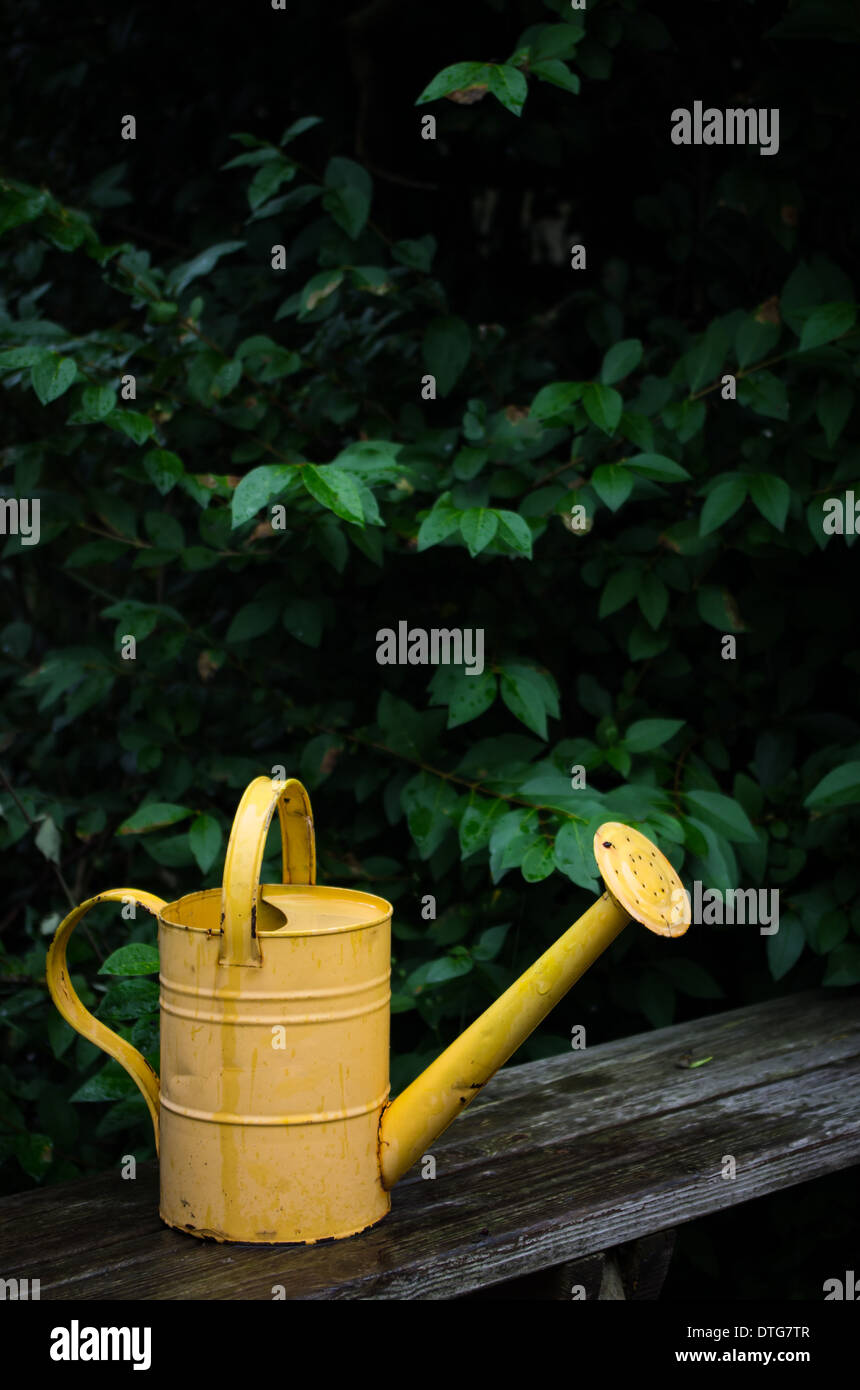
[0,990,856,1300]
[463,1251,608,1300]
[409,989,860,1178]
[465,1231,676,1301]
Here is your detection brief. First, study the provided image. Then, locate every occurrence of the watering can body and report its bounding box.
[49,778,395,1243]
[48,776,690,1245]
[156,882,393,1242]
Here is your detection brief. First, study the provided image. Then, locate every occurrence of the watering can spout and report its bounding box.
[378,822,690,1189]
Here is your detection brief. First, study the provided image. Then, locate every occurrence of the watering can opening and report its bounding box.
[158,882,392,938]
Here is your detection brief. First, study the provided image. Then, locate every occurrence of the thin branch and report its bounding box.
[688,327,860,402]
[316,724,590,824]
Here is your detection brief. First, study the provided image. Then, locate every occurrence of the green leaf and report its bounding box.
[408,955,473,988]
[391,236,436,273]
[601,338,642,386]
[699,475,748,536]
[599,567,640,618]
[736,372,789,421]
[117,803,193,835]
[734,314,780,369]
[446,670,497,728]
[591,464,633,510]
[0,186,48,235]
[521,838,556,882]
[228,132,271,149]
[35,816,61,864]
[748,474,790,531]
[231,464,295,527]
[582,382,623,434]
[489,808,540,882]
[98,978,160,1021]
[422,315,471,396]
[500,665,552,739]
[530,59,580,95]
[98,943,160,976]
[532,21,585,61]
[282,597,324,648]
[658,959,723,999]
[299,269,344,314]
[144,511,184,550]
[401,773,458,859]
[0,346,50,369]
[625,453,690,481]
[684,790,757,844]
[226,598,280,643]
[766,916,805,981]
[628,622,669,661]
[823,944,860,987]
[471,922,511,961]
[417,497,460,551]
[279,115,323,145]
[553,820,599,892]
[638,573,668,629]
[459,795,508,857]
[661,398,705,443]
[235,337,301,381]
[14,1132,54,1179]
[71,1066,137,1102]
[487,64,528,116]
[349,265,393,295]
[697,585,742,631]
[331,439,403,482]
[460,508,498,556]
[495,510,533,557]
[78,385,117,420]
[31,355,76,404]
[529,381,583,421]
[168,240,245,296]
[143,449,184,497]
[624,718,685,752]
[799,301,856,352]
[302,464,365,526]
[816,384,853,446]
[189,814,223,874]
[416,62,492,103]
[322,156,372,239]
[105,410,154,444]
[390,993,416,1014]
[248,158,296,211]
[804,762,860,811]
[619,411,655,451]
[210,358,242,400]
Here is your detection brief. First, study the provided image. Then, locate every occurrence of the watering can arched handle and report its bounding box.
[46,888,166,1151]
[220,776,316,967]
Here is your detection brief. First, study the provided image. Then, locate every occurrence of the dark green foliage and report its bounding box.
[0,0,859,1200]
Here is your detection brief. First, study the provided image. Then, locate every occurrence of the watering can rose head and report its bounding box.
[47,778,690,1245]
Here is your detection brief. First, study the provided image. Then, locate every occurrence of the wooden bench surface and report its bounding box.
[1,989,857,1299]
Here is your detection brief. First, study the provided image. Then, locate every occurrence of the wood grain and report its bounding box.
[0,989,857,1300]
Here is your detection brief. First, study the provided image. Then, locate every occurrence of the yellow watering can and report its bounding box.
[47,775,690,1244]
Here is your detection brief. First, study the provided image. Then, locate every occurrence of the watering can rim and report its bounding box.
[159,881,394,938]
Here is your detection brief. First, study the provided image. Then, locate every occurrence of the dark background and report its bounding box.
[1,0,858,1300]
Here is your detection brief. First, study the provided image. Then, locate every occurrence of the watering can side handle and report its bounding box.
[46,889,165,1153]
[220,776,315,967]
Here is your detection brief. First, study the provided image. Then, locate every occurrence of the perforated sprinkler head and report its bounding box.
[594,822,690,938]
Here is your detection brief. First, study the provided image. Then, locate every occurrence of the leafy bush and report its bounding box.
[1,0,858,1193]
